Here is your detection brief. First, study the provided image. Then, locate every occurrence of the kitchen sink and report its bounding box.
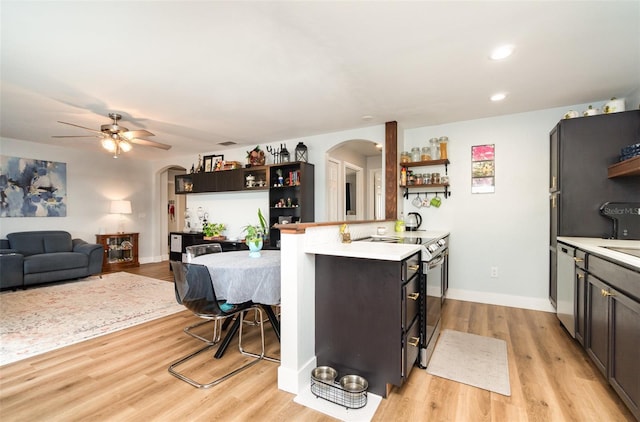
[603,246,640,258]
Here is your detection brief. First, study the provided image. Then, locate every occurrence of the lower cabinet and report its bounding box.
[315,253,421,397]
[583,254,640,420]
[585,275,609,375]
[169,232,247,263]
[95,233,139,273]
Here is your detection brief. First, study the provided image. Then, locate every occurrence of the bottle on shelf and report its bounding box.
[401,167,407,186]
[429,138,440,160]
[439,136,448,160]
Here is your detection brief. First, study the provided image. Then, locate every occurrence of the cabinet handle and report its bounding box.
[577,274,584,279]
[551,176,557,190]
[573,257,584,263]
[407,292,420,301]
[601,289,616,297]
[408,264,419,272]
[551,194,556,209]
[408,337,419,347]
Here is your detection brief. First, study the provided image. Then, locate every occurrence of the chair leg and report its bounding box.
[239,306,280,363]
[184,318,225,344]
[168,312,265,389]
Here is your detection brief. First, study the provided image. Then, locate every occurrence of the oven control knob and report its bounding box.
[428,244,437,252]
[438,239,446,247]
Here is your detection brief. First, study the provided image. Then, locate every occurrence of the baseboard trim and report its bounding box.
[446,288,556,313]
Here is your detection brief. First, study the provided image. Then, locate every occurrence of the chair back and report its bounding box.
[185,243,222,263]
[171,261,226,316]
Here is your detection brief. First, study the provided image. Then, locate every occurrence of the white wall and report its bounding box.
[404,101,604,310]
[149,124,387,254]
[0,138,156,260]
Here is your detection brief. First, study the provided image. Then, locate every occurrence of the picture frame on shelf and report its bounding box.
[203,155,214,172]
[212,154,225,171]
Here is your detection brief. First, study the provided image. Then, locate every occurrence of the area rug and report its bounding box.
[426,329,511,396]
[0,272,184,366]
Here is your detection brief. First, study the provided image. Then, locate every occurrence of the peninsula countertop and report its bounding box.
[557,237,640,269]
[305,230,450,261]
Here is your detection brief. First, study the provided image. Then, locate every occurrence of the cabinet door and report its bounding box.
[609,290,640,420]
[575,267,587,346]
[549,123,559,192]
[586,275,609,376]
[549,248,557,308]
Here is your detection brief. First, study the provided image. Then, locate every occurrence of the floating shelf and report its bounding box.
[400,159,450,174]
[608,156,640,178]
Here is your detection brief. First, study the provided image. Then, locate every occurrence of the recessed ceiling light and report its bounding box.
[490,45,514,60]
[491,93,507,102]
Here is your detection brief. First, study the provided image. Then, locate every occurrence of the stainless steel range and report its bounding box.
[359,233,448,368]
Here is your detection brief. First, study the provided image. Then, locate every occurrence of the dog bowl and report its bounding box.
[339,375,368,392]
[311,366,337,383]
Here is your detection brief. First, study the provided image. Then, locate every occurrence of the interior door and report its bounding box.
[326,158,340,222]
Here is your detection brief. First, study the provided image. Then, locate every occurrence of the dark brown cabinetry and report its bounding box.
[574,249,587,346]
[268,162,314,248]
[174,162,315,249]
[175,170,243,194]
[95,233,139,272]
[169,232,247,263]
[579,253,640,420]
[549,110,640,306]
[315,252,421,397]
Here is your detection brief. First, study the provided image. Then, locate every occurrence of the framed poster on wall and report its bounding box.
[471,144,495,194]
[0,155,67,217]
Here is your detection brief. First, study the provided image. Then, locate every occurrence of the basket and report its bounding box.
[310,367,368,409]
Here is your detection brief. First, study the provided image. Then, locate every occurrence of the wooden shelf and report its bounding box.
[400,159,450,168]
[608,156,640,178]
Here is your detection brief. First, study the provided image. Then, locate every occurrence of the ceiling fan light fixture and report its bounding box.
[102,137,116,152]
[119,140,132,152]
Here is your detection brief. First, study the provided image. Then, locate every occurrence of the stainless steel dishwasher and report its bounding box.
[557,243,576,337]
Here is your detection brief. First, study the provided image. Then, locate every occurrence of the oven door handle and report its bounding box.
[426,255,444,269]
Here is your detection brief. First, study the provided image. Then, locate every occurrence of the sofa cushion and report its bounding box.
[7,232,45,256]
[44,232,73,253]
[8,231,73,256]
[23,252,88,274]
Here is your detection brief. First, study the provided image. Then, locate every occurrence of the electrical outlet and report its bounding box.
[490,266,498,278]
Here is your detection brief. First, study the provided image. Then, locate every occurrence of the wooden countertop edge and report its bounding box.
[275,219,395,234]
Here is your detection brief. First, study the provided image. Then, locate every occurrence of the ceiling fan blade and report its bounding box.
[122,129,154,138]
[129,138,172,150]
[57,121,103,133]
[52,135,102,138]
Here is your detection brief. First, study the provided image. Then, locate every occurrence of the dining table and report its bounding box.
[191,249,281,358]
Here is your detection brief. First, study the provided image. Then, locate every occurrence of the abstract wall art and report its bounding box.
[0,155,67,217]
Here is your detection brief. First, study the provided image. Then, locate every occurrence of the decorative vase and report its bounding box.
[247,237,263,257]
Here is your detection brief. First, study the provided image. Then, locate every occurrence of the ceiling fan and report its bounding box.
[53,113,172,158]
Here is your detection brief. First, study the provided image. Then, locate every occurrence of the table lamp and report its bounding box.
[110,200,132,233]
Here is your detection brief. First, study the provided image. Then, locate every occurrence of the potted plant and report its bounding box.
[243,208,268,256]
[202,222,226,240]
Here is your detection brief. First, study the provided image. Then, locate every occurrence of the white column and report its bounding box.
[277,231,317,394]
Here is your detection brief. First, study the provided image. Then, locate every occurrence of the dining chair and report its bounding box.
[181,243,225,344]
[169,261,268,389]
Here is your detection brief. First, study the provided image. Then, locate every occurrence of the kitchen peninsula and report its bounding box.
[276,221,449,414]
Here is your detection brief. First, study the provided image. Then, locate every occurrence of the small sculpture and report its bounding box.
[246,146,266,166]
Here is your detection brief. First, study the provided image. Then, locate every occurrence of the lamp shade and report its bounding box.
[110,200,132,214]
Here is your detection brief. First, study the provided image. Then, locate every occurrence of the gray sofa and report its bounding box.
[0,231,103,289]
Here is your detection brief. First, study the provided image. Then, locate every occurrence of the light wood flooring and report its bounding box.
[0,262,634,421]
